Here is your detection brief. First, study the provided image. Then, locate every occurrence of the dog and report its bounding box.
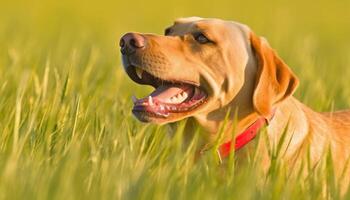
[119,17,350,183]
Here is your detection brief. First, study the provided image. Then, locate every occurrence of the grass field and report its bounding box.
[0,0,350,199]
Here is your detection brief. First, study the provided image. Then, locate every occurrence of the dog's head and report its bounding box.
[120,17,298,124]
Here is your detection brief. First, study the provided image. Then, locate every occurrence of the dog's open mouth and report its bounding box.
[127,66,207,120]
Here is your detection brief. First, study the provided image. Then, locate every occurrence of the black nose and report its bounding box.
[119,33,146,55]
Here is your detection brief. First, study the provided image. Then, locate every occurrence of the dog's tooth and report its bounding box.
[160,105,165,110]
[135,67,143,79]
[131,95,138,104]
[148,96,154,106]
[170,96,176,103]
[182,92,188,99]
[166,105,171,110]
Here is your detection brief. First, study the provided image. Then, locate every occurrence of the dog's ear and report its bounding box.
[250,32,299,117]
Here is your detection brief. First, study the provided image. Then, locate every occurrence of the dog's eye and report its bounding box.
[193,32,211,44]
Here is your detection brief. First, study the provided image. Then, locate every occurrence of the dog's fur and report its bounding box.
[120,17,350,186]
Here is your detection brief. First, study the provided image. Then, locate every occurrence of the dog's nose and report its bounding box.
[120,33,145,55]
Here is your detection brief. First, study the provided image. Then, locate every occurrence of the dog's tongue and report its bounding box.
[150,84,192,102]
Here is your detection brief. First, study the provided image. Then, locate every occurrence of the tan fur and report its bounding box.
[121,17,350,190]
[250,32,299,118]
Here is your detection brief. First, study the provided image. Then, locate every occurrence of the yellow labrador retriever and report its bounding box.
[119,17,350,178]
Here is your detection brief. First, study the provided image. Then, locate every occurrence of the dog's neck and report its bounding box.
[194,107,263,145]
[193,97,310,162]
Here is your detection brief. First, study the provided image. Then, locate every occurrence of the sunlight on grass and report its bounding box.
[0,0,350,199]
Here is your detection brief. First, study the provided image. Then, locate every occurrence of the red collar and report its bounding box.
[218,116,270,158]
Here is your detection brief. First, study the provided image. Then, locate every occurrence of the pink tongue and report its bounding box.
[150,85,191,101]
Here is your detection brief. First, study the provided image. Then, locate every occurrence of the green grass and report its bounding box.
[0,0,350,199]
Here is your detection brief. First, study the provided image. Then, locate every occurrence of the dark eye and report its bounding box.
[193,32,210,44]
